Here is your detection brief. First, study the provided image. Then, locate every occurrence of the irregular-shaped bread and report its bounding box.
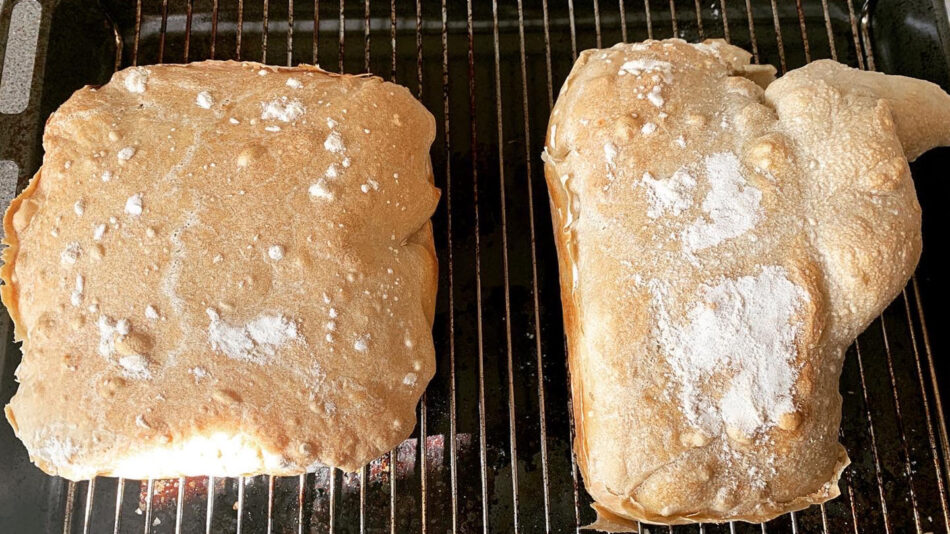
[1,61,439,480]
[542,39,950,526]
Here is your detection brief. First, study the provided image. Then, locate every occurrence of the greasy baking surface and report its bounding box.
[1,60,439,480]
[542,39,950,527]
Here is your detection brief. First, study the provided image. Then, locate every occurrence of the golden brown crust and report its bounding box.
[2,60,439,480]
[543,39,950,527]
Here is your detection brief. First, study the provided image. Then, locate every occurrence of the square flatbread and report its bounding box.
[1,61,439,480]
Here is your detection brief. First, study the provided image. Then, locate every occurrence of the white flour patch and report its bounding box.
[36,437,79,468]
[683,152,762,252]
[206,308,300,363]
[618,59,674,83]
[124,67,149,93]
[119,354,151,380]
[261,97,305,122]
[324,131,345,153]
[649,266,808,437]
[309,180,334,200]
[641,169,696,219]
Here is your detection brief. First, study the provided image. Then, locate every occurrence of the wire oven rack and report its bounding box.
[1,0,949,532]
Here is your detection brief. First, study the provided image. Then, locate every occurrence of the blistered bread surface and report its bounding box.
[543,39,950,526]
[1,60,439,480]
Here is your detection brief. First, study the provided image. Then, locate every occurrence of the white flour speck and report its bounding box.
[125,194,143,216]
[145,305,159,320]
[70,275,84,307]
[286,78,303,89]
[117,147,136,161]
[97,316,117,357]
[647,86,665,107]
[353,334,370,352]
[324,131,345,153]
[73,200,85,216]
[641,122,657,135]
[268,245,285,261]
[116,319,131,336]
[93,224,106,241]
[190,366,208,380]
[101,170,113,182]
[61,242,82,265]
[196,91,214,109]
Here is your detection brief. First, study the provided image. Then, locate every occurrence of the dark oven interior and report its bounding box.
[1,0,950,532]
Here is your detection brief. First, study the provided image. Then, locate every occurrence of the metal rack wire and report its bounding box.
[0,0,947,532]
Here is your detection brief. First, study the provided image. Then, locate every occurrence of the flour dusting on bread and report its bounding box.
[682,152,762,252]
[205,308,300,364]
[650,266,808,440]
